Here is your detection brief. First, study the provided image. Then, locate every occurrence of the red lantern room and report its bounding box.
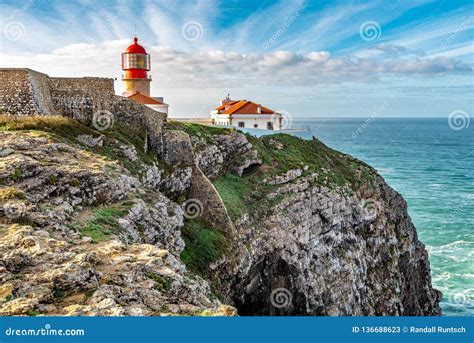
[121,37,151,96]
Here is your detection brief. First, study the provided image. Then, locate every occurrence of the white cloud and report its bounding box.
[1,40,471,90]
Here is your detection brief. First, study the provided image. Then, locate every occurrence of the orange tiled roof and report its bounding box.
[215,100,275,115]
[127,92,167,105]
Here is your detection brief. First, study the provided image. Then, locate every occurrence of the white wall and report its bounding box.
[211,113,280,130]
[147,103,169,115]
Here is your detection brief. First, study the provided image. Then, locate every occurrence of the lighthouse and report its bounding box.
[121,36,168,114]
[121,37,151,96]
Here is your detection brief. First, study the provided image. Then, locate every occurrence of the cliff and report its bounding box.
[0,114,441,316]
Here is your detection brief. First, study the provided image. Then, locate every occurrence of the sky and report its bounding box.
[0,0,473,118]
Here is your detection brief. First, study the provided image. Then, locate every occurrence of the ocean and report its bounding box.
[247,118,473,316]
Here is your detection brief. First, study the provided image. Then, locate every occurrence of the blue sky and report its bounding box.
[0,0,473,118]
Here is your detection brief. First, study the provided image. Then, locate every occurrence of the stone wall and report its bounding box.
[0,68,166,155]
[28,69,57,115]
[0,68,36,115]
[48,76,115,122]
[0,68,56,115]
[113,96,165,153]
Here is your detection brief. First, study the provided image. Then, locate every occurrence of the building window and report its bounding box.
[238,122,245,128]
[267,121,274,130]
[254,124,258,128]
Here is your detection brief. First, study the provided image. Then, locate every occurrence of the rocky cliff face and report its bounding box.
[0,115,441,316]
[177,123,442,316]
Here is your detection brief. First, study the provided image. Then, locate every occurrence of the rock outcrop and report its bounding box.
[188,128,442,316]
[0,126,230,316]
[0,115,441,316]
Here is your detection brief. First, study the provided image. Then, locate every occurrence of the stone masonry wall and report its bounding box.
[28,69,57,115]
[48,77,115,122]
[0,69,36,115]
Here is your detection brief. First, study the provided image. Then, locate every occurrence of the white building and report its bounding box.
[126,91,169,115]
[211,95,282,130]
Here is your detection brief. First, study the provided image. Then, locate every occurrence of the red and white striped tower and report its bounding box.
[121,36,151,96]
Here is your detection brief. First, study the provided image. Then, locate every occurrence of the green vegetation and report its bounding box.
[48,175,57,185]
[95,123,159,173]
[0,115,158,175]
[71,206,127,243]
[167,121,233,149]
[246,133,375,188]
[180,218,228,274]
[0,115,91,139]
[145,273,173,292]
[10,168,22,181]
[69,178,81,188]
[213,174,251,221]
[84,290,94,300]
[26,309,40,316]
[167,121,232,138]
[168,124,377,224]
[52,287,65,299]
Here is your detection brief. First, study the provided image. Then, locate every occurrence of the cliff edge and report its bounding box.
[0,115,441,316]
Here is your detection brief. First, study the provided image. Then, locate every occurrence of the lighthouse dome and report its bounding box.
[126,37,147,54]
[122,36,151,76]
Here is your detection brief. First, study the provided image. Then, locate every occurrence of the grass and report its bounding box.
[163,122,377,225]
[247,133,376,189]
[166,121,233,149]
[0,115,159,175]
[180,218,228,274]
[26,309,40,316]
[0,115,88,136]
[167,120,375,190]
[167,121,232,138]
[213,174,251,221]
[145,273,173,292]
[52,287,65,299]
[10,168,22,181]
[73,207,127,242]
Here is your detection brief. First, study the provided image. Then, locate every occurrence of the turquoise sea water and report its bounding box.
[295,118,473,316]
[246,118,473,316]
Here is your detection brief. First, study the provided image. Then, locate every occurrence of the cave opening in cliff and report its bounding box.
[233,255,305,316]
[241,162,261,176]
